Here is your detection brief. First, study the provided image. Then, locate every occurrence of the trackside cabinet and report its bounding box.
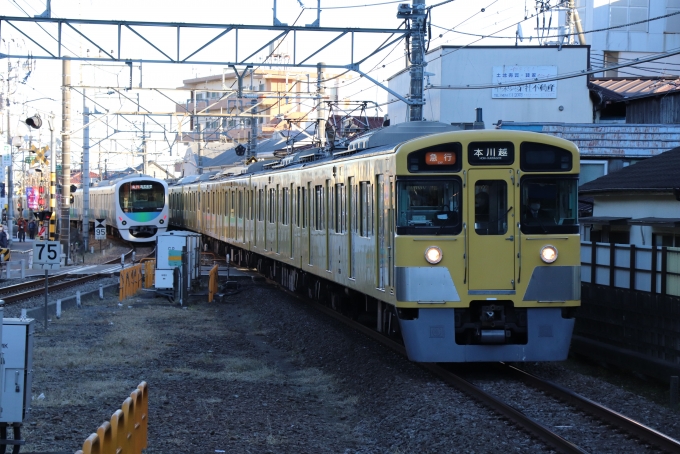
[1,316,34,423]
[155,231,201,300]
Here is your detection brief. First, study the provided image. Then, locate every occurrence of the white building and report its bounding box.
[387,45,592,126]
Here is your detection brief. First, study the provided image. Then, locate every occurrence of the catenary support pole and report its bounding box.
[61,58,71,265]
[83,93,90,250]
[408,0,426,122]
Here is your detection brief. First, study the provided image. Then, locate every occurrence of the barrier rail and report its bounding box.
[140,258,156,288]
[119,264,143,301]
[75,382,148,454]
[208,264,219,302]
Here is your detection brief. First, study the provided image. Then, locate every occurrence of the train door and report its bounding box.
[377,174,386,290]
[467,169,516,291]
[388,175,394,291]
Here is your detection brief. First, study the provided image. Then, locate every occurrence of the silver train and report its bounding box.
[71,174,169,242]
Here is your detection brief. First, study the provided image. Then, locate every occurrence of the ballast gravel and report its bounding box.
[7,273,680,453]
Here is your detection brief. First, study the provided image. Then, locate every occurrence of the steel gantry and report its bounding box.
[0,16,415,104]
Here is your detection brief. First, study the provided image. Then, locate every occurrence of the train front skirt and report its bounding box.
[399,308,575,362]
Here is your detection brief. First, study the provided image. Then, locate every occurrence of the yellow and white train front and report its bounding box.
[393,132,580,362]
[115,179,169,241]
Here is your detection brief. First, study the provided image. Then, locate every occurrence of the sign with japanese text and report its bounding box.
[2,144,11,166]
[468,142,514,165]
[424,151,457,166]
[131,184,153,190]
[491,65,557,99]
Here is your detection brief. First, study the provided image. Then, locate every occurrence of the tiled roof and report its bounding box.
[579,146,680,194]
[589,77,680,102]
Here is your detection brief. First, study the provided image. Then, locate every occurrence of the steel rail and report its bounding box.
[265,276,587,454]
[0,248,137,305]
[503,363,680,453]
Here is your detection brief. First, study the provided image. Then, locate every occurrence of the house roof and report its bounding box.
[589,77,680,103]
[579,146,680,194]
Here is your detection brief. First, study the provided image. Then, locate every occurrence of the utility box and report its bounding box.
[1,314,35,424]
[155,231,201,297]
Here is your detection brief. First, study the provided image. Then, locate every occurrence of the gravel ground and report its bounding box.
[4,269,678,454]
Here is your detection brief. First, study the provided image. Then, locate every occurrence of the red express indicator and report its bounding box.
[131,184,153,190]
[425,151,457,165]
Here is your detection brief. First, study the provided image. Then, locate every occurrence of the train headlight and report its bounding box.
[425,246,443,264]
[159,219,164,224]
[122,220,127,226]
[540,245,558,263]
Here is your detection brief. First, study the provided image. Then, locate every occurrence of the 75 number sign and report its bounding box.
[33,241,61,270]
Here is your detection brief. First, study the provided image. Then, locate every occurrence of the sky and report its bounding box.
[0,0,545,170]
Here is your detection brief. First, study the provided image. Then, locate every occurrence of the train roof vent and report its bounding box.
[348,121,461,151]
[262,161,281,170]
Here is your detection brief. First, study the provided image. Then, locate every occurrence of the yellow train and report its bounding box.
[169,122,580,362]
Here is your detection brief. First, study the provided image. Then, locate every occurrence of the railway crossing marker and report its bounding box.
[95,218,106,251]
[32,240,61,329]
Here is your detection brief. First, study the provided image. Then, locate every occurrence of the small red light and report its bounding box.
[164,215,167,219]
[118,217,123,221]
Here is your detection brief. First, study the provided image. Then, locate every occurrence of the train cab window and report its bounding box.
[474,181,507,235]
[396,178,462,235]
[119,181,165,213]
[520,177,579,234]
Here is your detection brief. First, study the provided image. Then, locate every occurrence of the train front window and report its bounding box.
[520,177,578,234]
[396,178,462,235]
[119,181,165,213]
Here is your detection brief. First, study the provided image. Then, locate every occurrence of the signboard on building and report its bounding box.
[2,144,11,167]
[492,65,557,99]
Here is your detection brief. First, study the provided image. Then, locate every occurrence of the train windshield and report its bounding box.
[119,181,165,213]
[396,178,462,235]
[520,177,578,234]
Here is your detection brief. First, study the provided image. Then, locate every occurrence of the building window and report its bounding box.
[580,160,608,186]
[610,0,648,32]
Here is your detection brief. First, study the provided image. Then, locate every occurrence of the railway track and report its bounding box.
[264,275,680,454]
[0,249,136,306]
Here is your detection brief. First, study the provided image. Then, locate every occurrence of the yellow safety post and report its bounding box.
[140,258,155,288]
[110,409,125,454]
[137,381,149,450]
[208,264,219,302]
[76,433,100,454]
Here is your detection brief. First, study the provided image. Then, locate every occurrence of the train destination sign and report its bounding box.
[424,151,457,166]
[131,184,152,190]
[468,142,514,165]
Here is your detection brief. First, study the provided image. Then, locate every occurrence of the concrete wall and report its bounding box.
[388,46,593,127]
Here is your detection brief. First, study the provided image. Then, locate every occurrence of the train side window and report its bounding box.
[282,187,289,225]
[269,188,275,223]
[301,187,307,228]
[314,185,324,231]
[359,181,372,237]
[238,191,243,219]
[335,183,345,234]
[474,180,507,235]
[258,189,264,222]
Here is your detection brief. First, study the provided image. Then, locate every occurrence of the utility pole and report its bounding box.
[48,112,56,240]
[61,58,71,265]
[83,92,90,250]
[6,53,14,247]
[405,0,427,122]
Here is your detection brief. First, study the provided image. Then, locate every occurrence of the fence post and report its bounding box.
[20,259,25,278]
[56,299,61,318]
[652,245,658,294]
[661,246,668,297]
[609,242,616,288]
[629,244,636,291]
[99,284,104,300]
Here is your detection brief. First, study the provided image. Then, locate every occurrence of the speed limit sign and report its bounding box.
[33,241,61,270]
[95,218,107,240]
